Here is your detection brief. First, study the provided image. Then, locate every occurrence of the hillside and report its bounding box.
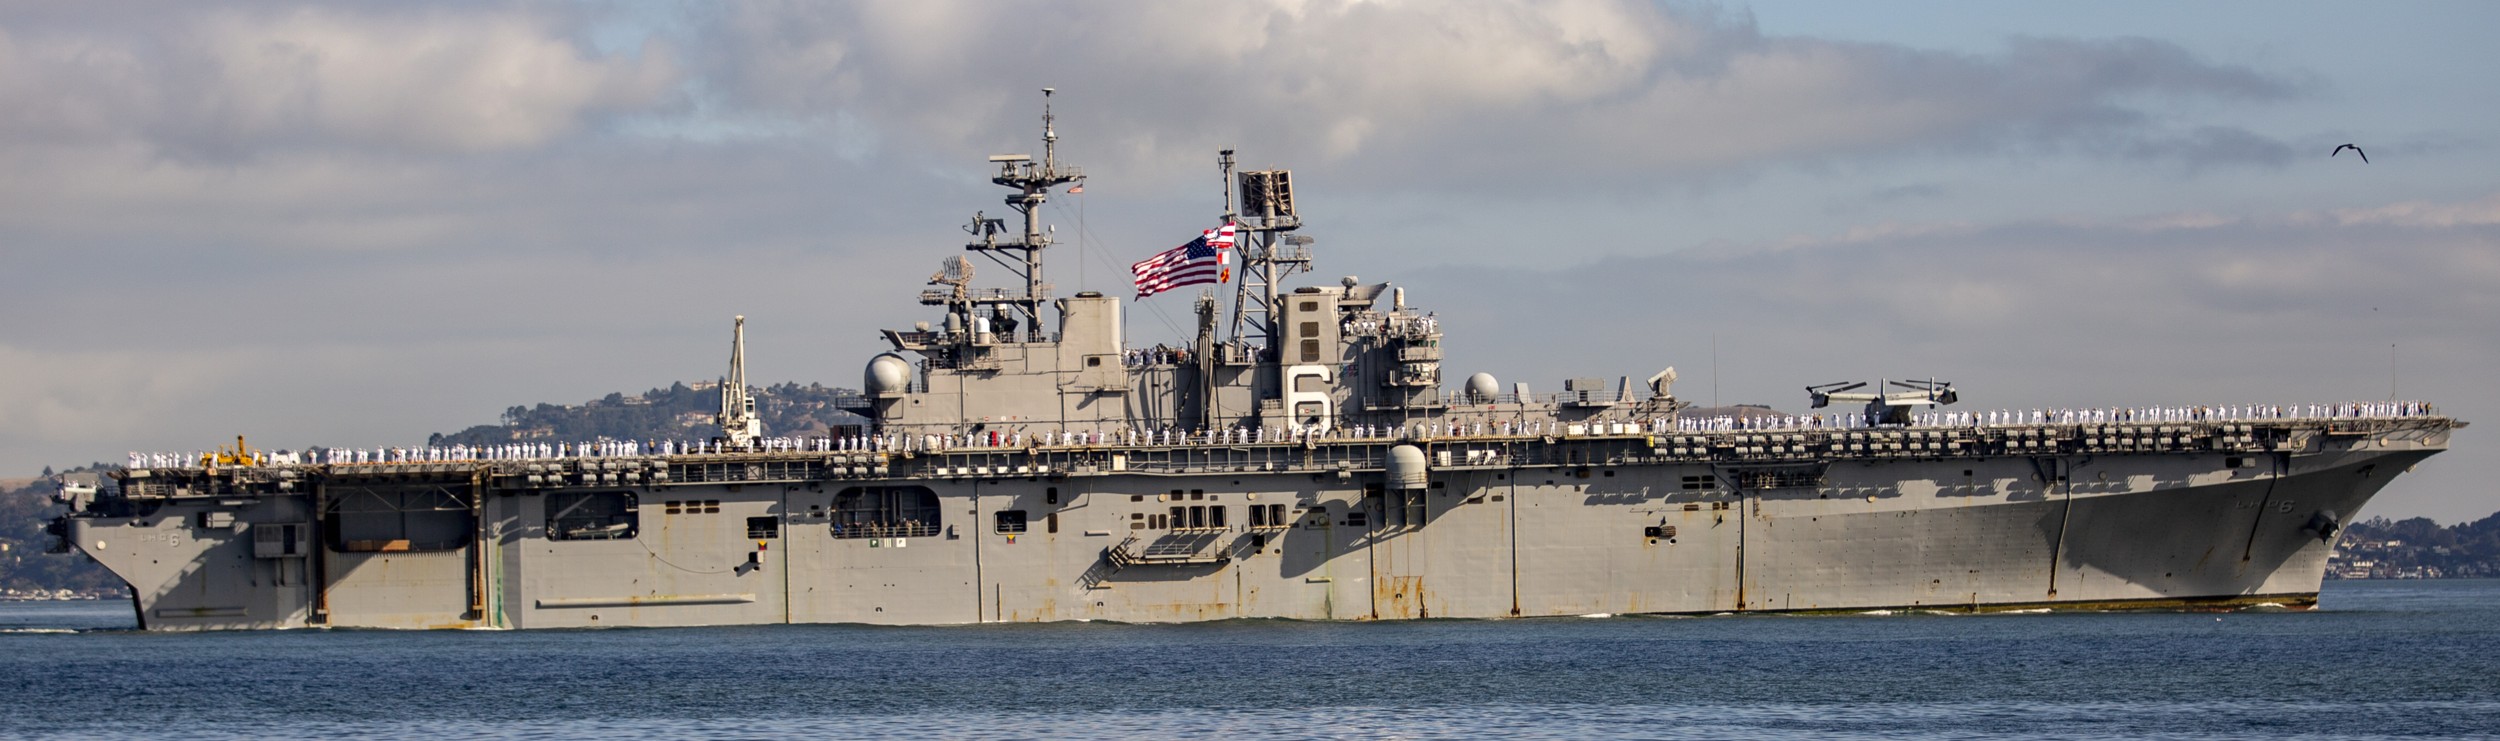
[1,465,125,599]
[427,381,868,447]
[2329,514,2500,579]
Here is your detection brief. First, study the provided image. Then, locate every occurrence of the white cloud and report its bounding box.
[2319,193,2500,228]
[699,1,2297,187]
[0,6,680,157]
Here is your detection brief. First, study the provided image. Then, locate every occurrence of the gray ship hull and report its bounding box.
[60,418,2449,630]
[44,103,2463,631]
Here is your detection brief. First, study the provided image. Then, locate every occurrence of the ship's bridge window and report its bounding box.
[546,491,640,541]
[324,488,476,552]
[831,486,942,539]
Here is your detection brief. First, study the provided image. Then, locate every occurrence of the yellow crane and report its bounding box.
[199,435,262,467]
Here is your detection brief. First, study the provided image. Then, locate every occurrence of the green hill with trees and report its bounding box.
[2,465,125,598]
[2328,514,2500,579]
[426,381,868,448]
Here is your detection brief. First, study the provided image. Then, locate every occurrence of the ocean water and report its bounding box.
[4,581,2498,740]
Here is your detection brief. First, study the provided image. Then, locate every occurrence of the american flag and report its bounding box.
[1132,227,1235,299]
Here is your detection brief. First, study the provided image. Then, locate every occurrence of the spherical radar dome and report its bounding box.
[1466,372,1499,402]
[865,353,913,395]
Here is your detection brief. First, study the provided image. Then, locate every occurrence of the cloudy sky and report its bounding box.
[4,1,2494,521]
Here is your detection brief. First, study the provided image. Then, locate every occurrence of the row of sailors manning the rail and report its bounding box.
[1347,314,1438,337]
[130,438,831,468]
[120,401,2438,469]
[1890,401,2439,428]
[1117,315,1442,368]
[1697,401,2439,432]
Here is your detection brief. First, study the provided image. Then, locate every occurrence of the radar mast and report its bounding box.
[1224,152,1309,353]
[959,88,1085,338]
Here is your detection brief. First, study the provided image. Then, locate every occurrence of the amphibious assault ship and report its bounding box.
[47,94,2462,630]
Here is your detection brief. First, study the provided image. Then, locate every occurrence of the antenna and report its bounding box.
[1221,149,1237,221]
[1042,87,1059,171]
[931,255,974,289]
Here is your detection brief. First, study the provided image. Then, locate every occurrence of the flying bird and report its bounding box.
[2333,143,2368,163]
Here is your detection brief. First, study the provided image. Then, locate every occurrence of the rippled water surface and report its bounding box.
[5,580,2497,739]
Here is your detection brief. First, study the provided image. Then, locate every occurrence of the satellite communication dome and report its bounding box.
[1387,444,1429,490]
[1466,372,1500,402]
[865,353,913,395]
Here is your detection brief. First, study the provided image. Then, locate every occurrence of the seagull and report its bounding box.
[2333,143,2368,163]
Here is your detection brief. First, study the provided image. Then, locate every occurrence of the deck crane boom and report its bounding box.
[717,316,762,448]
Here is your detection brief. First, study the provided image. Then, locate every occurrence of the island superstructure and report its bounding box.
[47,94,2463,630]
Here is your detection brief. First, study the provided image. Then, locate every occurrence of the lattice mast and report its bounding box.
[1224,152,1307,353]
[962,88,1085,335]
